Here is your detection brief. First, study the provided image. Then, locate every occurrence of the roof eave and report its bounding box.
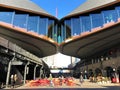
[0,4,58,20]
[61,0,120,20]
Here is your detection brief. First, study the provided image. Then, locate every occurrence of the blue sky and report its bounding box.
[31,0,86,19]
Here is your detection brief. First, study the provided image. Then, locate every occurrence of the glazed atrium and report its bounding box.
[0,1,120,43]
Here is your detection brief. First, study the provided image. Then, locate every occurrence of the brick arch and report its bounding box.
[95,68,102,76]
[117,66,120,74]
[117,66,120,80]
[88,69,93,77]
[104,66,113,77]
[117,66,120,72]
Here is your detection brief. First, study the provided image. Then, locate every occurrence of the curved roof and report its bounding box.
[65,0,118,18]
[60,22,120,58]
[0,22,58,58]
[0,0,53,17]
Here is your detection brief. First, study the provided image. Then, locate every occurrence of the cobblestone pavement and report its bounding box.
[5,79,120,90]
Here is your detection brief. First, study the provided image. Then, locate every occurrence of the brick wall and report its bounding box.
[80,51,120,73]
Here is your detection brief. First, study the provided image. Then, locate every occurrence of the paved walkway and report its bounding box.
[4,79,120,89]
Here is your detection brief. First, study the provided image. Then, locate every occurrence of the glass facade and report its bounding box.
[90,13,103,28]
[80,16,91,32]
[64,20,71,39]
[0,5,120,43]
[115,6,120,18]
[102,10,118,23]
[71,18,81,35]
[27,16,39,33]
[61,24,65,41]
[0,10,56,40]
[39,18,48,35]
[13,14,28,28]
[0,11,14,24]
[62,5,120,41]
[48,20,54,38]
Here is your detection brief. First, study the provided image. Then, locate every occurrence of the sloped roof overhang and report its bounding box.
[0,0,58,20]
[0,22,58,58]
[60,22,120,58]
[62,0,120,20]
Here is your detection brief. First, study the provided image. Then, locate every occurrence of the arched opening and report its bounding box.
[105,66,113,78]
[88,69,93,77]
[117,66,120,81]
[95,68,102,76]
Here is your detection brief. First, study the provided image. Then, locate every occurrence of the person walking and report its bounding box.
[59,76,62,86]
[79,73,84,85]
[13,74,17,86]
[49,74,54,87]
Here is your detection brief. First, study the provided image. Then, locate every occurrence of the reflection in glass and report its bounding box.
[90,13,103,28]
[48,20,54,38]
[27,16,39,33]
[64,20,71,39]
[71,18,81,36]
[80,16,91,33]
[0,11,14,23]
[115,6,120,18]
[13,14,28,28]
[39,18,48,35]
[102,10,118,23]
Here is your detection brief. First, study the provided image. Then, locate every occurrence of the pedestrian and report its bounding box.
[14,74,17,86]
[59,76,62,86]
[49,74,54,87]
[79,73,84,85]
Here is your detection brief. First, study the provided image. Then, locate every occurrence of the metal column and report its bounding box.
[33,65,38,80]
[5,57,15,88]
[40,65,43,79]
[5,60,12,88]
[23,62,29,84]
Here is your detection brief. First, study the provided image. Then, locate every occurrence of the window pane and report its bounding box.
[48,20,54,38]
[80,16,91,32]
[27,16,39,33]
[71,18,81,36]
[65,19,71,30]
[64,20,71,38]
[54,24,58,41]
[115,6,120,18]
[0,11,14,23]
[90,13,103,28]
[39,18,48,35]
[102,10,118,23]
[61,24,64,41]
[13,14,28,28]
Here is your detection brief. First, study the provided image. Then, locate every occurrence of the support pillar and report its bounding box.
[23,62,29,84]
[6,61,12,88]
[33,65,38,80]
[40,65,43,79]
[5,57,15,88]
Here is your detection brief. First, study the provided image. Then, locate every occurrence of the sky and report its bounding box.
[31,0,86,19]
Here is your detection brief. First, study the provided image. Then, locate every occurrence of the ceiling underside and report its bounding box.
[60,22,120,58]
[0,22,120,59]
[0,24,58,58]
